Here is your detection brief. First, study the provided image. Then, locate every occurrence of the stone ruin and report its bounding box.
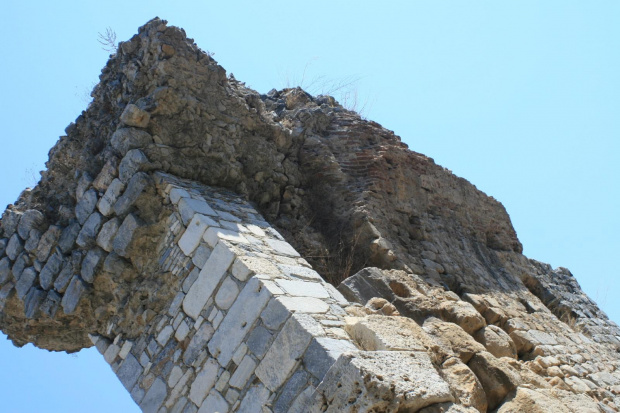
[1,18,620,413]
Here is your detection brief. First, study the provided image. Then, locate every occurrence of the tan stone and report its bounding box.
[473,325,517,359]
[440,357,487,412]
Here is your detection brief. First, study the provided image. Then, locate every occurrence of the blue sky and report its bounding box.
[0,1,618,411]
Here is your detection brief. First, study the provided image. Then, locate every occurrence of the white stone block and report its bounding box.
[175,320,190,342]
[118,340,133,359]
[178,214,218,256]
[208,278,272,366]
[266,239,300,257]
[157,325,174,346]
[276,279,330,298]
[198,390,228,413]
[169,187,190,204]
[214,277,240,310]
[229,355,257,389]
[183,242,235,319]
[189,358,219,406]
[178,197,217,225]
[277,296,330,314]
[203,227,248,248]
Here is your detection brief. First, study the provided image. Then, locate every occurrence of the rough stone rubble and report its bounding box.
[1,17,620,412]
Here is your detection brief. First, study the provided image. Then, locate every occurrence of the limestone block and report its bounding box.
[277,296,330,314]
[440,357,487,412]
[24,287,46,319]
[198,391,228,413]
[261,298,291,331]
[23,229,41,252]
[98,179,125,216]
[473,325,518,359]
[232,256,280,282]
[178,197,217,225]
[140,377,168,412]
[17,209,45,240]
[303,337,358,381]
[256,314,315,391]
[113,213,141,257]
[76,189,98,224]
[496,387,571,413]
[214,276,240,310]
[236,384,270,413]
[61,276,88,314]
[208,277,271,366]
[53,261,74,293]
[439,300,486,335]
[312,351,454,412]
[192,245,211,269]
[272,370,311,413]
[120,104,150,128]
[183,323,215,365]
[119,149,149,183]
[76,212,103,248]
[467,351,521,410]
[345,315,427,352]
[92,158,119,192]
[97,217,120,252]
[157,325,174,346]
[39,251,64,290]
[203,227,248,248]
[76,173,93,201]
[12,253,29,280]
[265,239,300,257]
[0,238,6,257]
[1,210,21,238]
[247,325,273,358]
[110,127,153,155]
[113,172,151,216]
[177,214,217,256]
[169,187,190,204]
[57,222,81,253]
[423,317,486,363]
[276,279,330,299]
[0,257,10,284]
[183,242,235,319]
[36,225,62,262]
[189,358,219,406]
[229,355,257,389]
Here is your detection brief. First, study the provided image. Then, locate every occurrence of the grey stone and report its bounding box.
[15,267,37,299]
[11,253,29,281]
[81,248,106,283]
[119,149,149,183]
[54,261,75,293]
[157,325,174,346]
[39,251,64,290]
[97,217,120,252]
[0,238,6,257]
[113,213,142,257]
[237,384,271,413]
[0,282,14,310]
[130,385,145,405]
[40,290,61,318]
[0,257,11,284]
[229,355,257,389]
[278,264,323,282]
[189,358,219,406]
[6,234,24,261]
[203,227,248,248]
[57,222,81,253]
[273,370,310,413]
[182,267,200,293]
[98,179,125,216]
[304,337,358,381]
[141,377,168,413]
[265,239,300,257]
[61,276,87,314]
[208,277,272,366]
[76,212,103,248]
[256,314,314,391]
[24,229,42,252]
[24,287,46,319]
[178,197,217,226]
[170,396,188,413]
[183,322,215,365]
[17,209,45,240]
[110,127,153,155]
[120,104,151,128]
[214,276,239,310]
[183,242,235,319]
[113,172,151,216]
[76,189,98,224]
[169,187,190,204]
[198,391,228,413]
[247,325,273,358]
[76,172,93,201]
[35,225,61,262]
[261,298,290,331]
[117,354,142,391]
[1,210,21,238]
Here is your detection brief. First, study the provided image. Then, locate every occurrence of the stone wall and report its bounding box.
[3,18,620,412]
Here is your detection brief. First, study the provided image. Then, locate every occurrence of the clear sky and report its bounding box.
[1,1,618,411]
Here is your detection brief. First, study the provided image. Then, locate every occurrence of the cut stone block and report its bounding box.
[177,214,217,256]
[178,197,217,225]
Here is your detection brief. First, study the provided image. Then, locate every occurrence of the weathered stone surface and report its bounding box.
[98,179,125,216]
[96,217,120,252]
[345,315,427,352]
[57,222,81,253]
[120,104,151,128]
[15,267,37,299]
[119,149,149,183]
[178,214,217,256]
[178,197,217,226]
[112,213,141,257]
[17,210,44,240]
[6,234,23,261]
[110,127,153,155]
[39,251,64,290]
[467,351,521,410]
[76,212,103,248]
[75,189,98,224]
[473,325,517,359]
[81,248,106,283]
[113,172,151,216]
[140,377,168,412]
[189,358,219,406]
[36,225,62,262]
[303,337,358,381]
[183,242,235,319]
